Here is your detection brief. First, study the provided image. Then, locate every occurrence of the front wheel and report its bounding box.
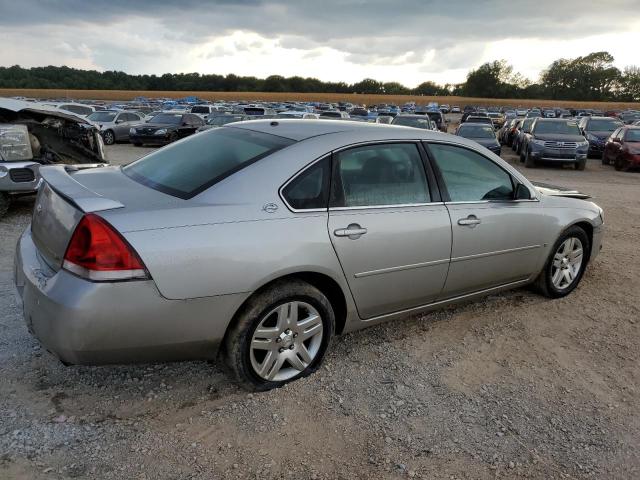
[534,226,589,298]
[575,158,586,170]
[102,130,115,145]
[224,280,335,391]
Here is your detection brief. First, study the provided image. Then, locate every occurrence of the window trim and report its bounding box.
[329,140,439,210]
[278,154,332,213]
[423,141,539,205]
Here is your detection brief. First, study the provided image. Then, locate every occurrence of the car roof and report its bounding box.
[229,118,449,142]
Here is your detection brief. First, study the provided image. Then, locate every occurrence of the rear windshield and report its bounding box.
[392,117,431,129]
[534,121,580,135]
[88,112,117,122]
[457,125,495,138]
[587,119,623,132]
[123,128,295,199]
[149,113,183,124]
[191,106,210,114]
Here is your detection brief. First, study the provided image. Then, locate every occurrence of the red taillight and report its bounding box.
[63,213,148,281]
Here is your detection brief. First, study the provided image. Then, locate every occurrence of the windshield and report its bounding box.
[534,120,580,135]
[425,112,442,124]
[587,119,622,132]
[123,127,294,199]
[206,115,246,126]
[457,125,496,138]
[191,106,211,114]
[148,113,183,124]
[625,129,640,142]
[87,112,117,122]
[392,117,431,129]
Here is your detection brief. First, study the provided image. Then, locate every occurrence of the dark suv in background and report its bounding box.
[578,116,623,158]
[523,118,589,170]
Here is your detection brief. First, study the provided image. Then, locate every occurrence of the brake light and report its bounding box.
[63,213,148,281]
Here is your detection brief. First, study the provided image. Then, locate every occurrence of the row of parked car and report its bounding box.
[495,114,639,171]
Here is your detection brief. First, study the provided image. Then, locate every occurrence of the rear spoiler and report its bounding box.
[38,165,124,213]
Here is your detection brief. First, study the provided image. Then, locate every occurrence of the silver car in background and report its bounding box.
[14,120,604,390]
[87,110,144,145]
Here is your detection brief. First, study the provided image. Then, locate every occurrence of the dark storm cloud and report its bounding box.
[0,0,638,74]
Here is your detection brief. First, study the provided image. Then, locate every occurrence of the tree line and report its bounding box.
[0,51,637,102]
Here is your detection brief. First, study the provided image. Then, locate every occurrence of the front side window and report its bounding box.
[282,157,330,210]
[123,127,295,199]
[332,143,430,207]
[428,143,514,202]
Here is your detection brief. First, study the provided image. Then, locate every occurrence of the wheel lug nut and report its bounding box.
[275,338,281,343]
[293,333,298,338]
[285,329,291,334]
[278,347,285,353]
[289,345,294,350]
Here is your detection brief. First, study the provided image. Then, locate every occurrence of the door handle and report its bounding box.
[457,215,481,227]
[334,223,367,239]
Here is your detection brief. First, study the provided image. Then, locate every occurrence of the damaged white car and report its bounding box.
[0,99,106,218]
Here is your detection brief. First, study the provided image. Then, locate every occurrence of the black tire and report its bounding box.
[601,152,610,165]
[0,193,10,219]
[168,132,178,143]
[224,279,335,391]
[575,158,586,171]
[102,130,115,145]
[133,142,143,147]
[614,156,625,171]
[534,225,590,299]
[524,148,536,168]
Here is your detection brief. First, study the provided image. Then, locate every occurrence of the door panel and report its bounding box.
[327,142,452,318]
[329,205,452,318]
[442,202,545,298]
[426,142,547,298]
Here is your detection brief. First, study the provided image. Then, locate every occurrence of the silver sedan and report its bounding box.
[14,120,604,390]
[87,110,144,145]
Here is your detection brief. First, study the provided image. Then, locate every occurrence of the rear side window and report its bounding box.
[428,143,514,202]
[282,157,330,210]
[123,128,294,199]
[331,143,430,207]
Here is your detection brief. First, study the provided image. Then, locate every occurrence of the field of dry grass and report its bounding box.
[1,88,638,109]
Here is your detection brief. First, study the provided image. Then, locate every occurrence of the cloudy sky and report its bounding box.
[1,0,639,87]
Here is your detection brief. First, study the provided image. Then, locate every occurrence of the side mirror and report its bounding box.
[515,183,532,200]
[115,119,124,124]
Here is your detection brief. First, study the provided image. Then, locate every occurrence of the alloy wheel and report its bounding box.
[249,301,324,382]
[551,237,584,290]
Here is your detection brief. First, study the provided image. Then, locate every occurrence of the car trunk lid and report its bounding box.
[31,164,179,270]
[30,165,125,270]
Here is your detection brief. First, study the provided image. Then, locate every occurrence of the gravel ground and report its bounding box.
[1,126,639,479]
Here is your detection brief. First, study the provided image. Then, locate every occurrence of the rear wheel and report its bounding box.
[601,152,610,165]
[575,158,587,170]
[224,280,335,391]
[0,193,10,219]
[614,156,625,171]
[534,226,589,298]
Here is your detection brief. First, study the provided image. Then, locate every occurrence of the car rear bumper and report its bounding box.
[14,227,248,365]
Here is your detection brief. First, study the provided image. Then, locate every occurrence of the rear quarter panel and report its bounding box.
[123,212,349,300]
